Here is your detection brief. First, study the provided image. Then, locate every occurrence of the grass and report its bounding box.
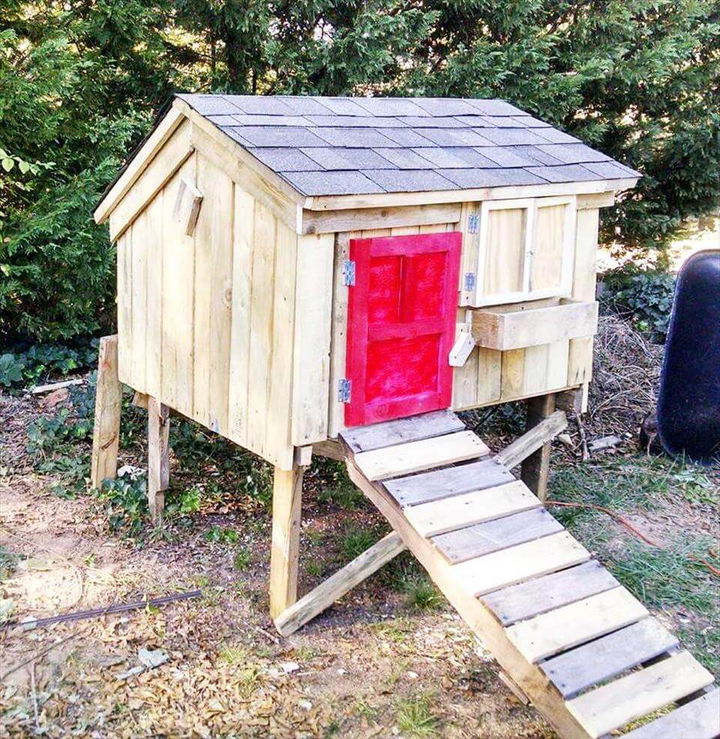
[340,525,383,560]
[396,695,439,737]
[233,547,251,571]
[403,576,444,611]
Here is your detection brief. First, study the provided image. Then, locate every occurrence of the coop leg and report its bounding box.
[90,335,122,490]
[269,463,306,620]
[147,396,170,524]
[521,393,556,502]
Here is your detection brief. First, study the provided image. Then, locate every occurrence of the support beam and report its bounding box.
[269,464,306,619]
[147,396,170,524]
[312,439,345,461]
[521,394,557,501]
[274,532,406,636]
[496,410,567,470]
[90,336,122,490]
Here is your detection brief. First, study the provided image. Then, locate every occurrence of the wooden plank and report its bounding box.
[433,508,563,564]
[577,191,614,210]
[130,211,148,391]
[453,532,589,596]
[354,431,489,482]
[521,394,556,499]
[542,618,679,699]
[301,203,461,235]
[291,233,335,446]
[566,651,714,738]
[274,532,406,636]
[95,106,184,224]
[496,410,567,470]
[458,202,480,304]
[405,480,540,538]
[341,409,465,453]
[481,560,619,626]
[147,396,170,524]
[90,336,122,489]
[344,460,594,739]
[506,587,648,663]
[144,192,163,399]
[383,457,515,508]
[312,440,345,461]
[116,230,133,385]
[108,119,193,241]
[227,188,255,446]
[531,201,573,295]
[269,465,305,619]
[622,688,720,739]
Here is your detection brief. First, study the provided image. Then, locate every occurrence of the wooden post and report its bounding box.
[521,393,556,501]
[269,464,305,619]
[148,396,170,524]
[90,335,122,490]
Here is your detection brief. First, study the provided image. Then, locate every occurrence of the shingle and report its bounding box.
[419,129,494,146]
[413,98,479,116]
[362,169,457,192]
[410,148,473,168]
[206,115,243,126]
[180,94,241,115]
[438,168,547,188]
[226,114,312,127]
[467,99,527,116]
[220,127,251,146]
[313,128,397,147]
[305,115,406,128]
[536,143,610,164]
[415,147,500,168]
[526,165,602,182]
[373,148,435,169]
[224,126,326,148]
[510,115,551,128]
[224,95,295,115]
[452,115,498,128]
[473,146,531,167]
[379,129,434,147]
[533,127,580,144]
[315,98,370,116]
[281,170,385,195]
[250,148,323,172]
[583,161,639,179]
[511,146,566,166]
[478,128,548,146]
[354,98,428,116]
[276,97,332,116]
[396,116,466,129]
[302,148,395,170]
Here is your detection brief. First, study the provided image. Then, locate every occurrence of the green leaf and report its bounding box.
[1,158,14,172]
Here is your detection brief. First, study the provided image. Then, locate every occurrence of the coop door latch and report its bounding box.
[338,378,352,403]
[448,312,475,367]
[342,260,356,286]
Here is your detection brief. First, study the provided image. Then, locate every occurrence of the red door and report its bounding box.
[345,232,462,427]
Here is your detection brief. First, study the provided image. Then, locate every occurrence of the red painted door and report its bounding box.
[345,232,462,427]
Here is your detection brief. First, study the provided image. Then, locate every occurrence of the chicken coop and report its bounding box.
[89,94,719,739]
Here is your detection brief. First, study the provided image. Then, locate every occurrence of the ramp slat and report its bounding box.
[482,560,619,626]
[340,410,464,453]
[384,458,515,507]
[433,508,563,563]
[506,587,648,663]
[566,651,714,738]
[405,481,541,538]
[542,618,678,699]
[622,687,720,739]
[354,431,489,481]
[452,531,590,596]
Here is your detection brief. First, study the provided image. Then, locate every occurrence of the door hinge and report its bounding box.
[467,212,480,233]
[338,378,352,403]
[342,260,356,286]
[464,272,476,292]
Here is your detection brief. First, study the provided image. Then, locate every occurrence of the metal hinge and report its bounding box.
[464,272,476,292]
[467,212,480,233]
[342,260,356,286]
[338,378,352,403]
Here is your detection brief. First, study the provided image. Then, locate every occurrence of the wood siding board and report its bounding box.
[130,213,148,391]
[145,192,163,398]
[116,230,133,385]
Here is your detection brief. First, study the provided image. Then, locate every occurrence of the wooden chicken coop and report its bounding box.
[91,95,719,739]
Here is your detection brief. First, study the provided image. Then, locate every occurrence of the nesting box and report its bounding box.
[94,94,639,470]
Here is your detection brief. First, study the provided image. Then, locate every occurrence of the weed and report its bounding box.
[205,526,240,545]
[403,576,443,611]
[165,486,202,517]
[95,475,149,537]
[218,645,249,664]
[353,699,376,720]
[306,559,325,578]
[313,458,366,510]
[341,525,383,560]
[396,695,438,737]
[233,547,251,571]
[370,618,413,643]
[0,546,21,581]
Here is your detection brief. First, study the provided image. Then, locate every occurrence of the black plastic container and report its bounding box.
[657,250,720,464]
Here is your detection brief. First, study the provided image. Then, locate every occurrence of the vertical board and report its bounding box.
[116,229,133,386]
[481,207,527,300]
[531,204,567,293]
[130,212,148,391]
[145,192,163,399]
[291,233,335,446]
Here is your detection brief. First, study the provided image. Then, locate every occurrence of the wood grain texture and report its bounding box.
[90,336,122,489]
[566,651,713,738]
[147,395,170,523]
[496,409,567,470]
[481,560,619,627]
[541,618,679,699]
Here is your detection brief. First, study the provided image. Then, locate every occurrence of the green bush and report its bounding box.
[0,340,98,388]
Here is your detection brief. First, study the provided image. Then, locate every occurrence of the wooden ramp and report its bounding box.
[340,410,719,739]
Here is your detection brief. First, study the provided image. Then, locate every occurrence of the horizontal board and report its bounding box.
[433,507,563,563]
[541,618,678,698]
[622,687,720,739]
[506,587,648,663]
[452,531,590,596]
[566,651,714,738]
[341,409,465,453]
[354,431,489,481]
[481,560,619,626]
[384,458,515,508]
[405,481,541,538]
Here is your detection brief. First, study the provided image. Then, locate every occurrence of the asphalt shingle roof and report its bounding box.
[177,94,640,197]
